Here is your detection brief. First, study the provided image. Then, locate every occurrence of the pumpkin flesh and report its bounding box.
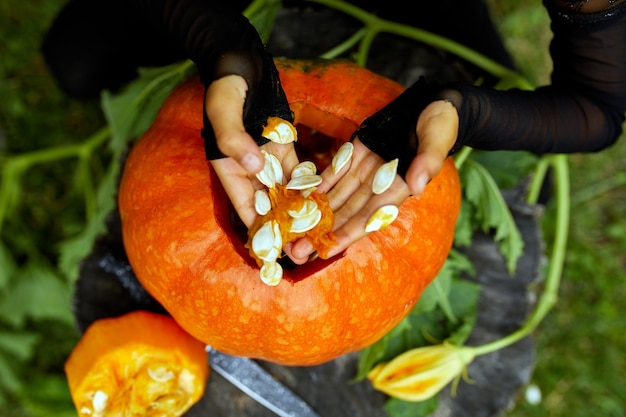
[118,59,461,366]
[64,310,209,416]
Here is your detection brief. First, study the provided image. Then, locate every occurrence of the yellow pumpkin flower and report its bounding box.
[367,342,476,402]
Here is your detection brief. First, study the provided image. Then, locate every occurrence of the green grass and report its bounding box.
[1,0,625,416]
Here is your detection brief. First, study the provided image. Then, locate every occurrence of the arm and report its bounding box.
[446,0,626,154]
[129,0,293,161]
[289,0,626,262]
[350,0,626,196]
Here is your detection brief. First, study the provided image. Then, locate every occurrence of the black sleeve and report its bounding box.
[129,0,293,159]
[43,0,293,159]
[355,0,626,175]
[448,0,626,154]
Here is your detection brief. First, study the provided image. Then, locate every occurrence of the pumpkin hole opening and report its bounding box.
[293,125,344,172]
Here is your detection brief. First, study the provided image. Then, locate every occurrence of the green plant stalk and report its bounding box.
[307,0,533,90]
[526,155,551,205]
[0,126,110,235]
[243,0,268,18]
[472,154,569,357]
[320,28,367,60]
[453,147,473,169]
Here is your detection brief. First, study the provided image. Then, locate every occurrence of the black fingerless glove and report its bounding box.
[352,76,444,177]
[201,49,294,160]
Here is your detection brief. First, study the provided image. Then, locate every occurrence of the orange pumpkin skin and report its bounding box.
[118,59,461,366]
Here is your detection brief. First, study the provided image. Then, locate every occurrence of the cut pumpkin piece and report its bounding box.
[65,310,209,416]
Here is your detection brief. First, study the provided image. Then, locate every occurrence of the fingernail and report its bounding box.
[242,153,263,173]
[414,173,429,195]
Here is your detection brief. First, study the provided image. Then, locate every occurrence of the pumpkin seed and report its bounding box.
[372,158,398,195]
[251,220,282,262]
[260,261,283,286]
[291,161,317,178]
[92,390,108,414]
[332,141,354,174]
[286,174,322,190]
[262,118,297,144]
[300,188,315,198]
[287,199,318,218]
[256,151,283,188]
[290,208,322,233]
[147,366,175,383]
[254,189,272,215]
[365,205,399,233]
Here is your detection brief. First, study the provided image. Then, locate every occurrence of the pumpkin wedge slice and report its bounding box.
[65,310,209,417]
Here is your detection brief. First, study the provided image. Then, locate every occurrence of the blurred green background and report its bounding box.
[0,0,624,416]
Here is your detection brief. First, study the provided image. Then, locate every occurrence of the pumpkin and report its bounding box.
[118,58,461,366]
[64,310,209,416]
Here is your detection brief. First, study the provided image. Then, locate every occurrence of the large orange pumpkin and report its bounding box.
[118,59,461,366]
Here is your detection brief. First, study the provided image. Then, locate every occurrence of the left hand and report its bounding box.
[286,99,458,264]
[285,138,411,264]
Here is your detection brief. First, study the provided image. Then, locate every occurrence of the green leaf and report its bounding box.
[453,200,474,247]
[57,159,120,282]
[0,242,17,290]
[0,352,21,393]
[444,278,481,346]
[246,0,283,42]
[460,159,524,275]
[0,331,40,361]
[17,374,76,417]
[414,250,475,318]
[0,262,73,327]
[384,396,439,417]
[471,150,538,190]
[102,60,197,153]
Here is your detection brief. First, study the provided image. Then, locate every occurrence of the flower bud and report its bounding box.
[367,343,475,402]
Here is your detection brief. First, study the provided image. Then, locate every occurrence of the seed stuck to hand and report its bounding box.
[286,174,323,190]
[254,189,272,216]
[287,199,318,218]
[247,150,336,286]
[290,208,322,233]
[365,205,399,233]
[262,116,298,144]
[291,161,317,178]
[332,142,354,174]
[372,158,399,195]
[256,150,283,188]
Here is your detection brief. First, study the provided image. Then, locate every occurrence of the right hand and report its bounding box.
[205,75,300,229]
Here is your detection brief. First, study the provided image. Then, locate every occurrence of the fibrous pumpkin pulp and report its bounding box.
[118,58,462,366]
[65,310,209,416]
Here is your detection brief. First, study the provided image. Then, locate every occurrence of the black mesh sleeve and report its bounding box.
[357,0,626,173]
[130,0,293,159]
[444,0,626,154]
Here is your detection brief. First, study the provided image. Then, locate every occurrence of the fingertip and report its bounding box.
[409,172,430,196]
[283,242,310,266]
[240,151,264,174]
